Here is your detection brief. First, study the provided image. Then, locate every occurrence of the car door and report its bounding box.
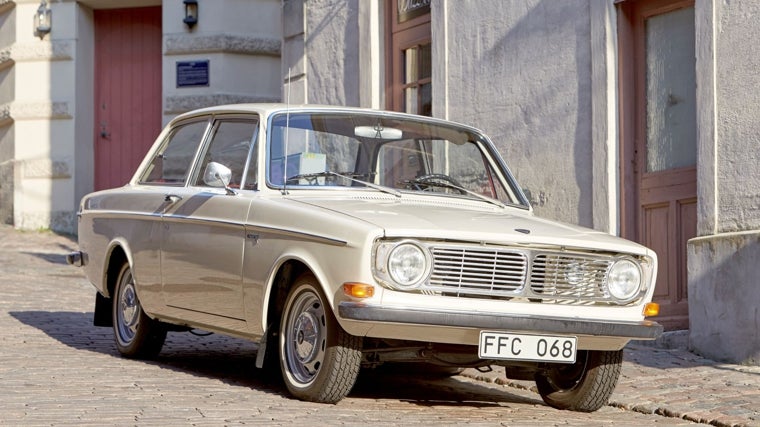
[160,116,259,329]
[129,117,211,312]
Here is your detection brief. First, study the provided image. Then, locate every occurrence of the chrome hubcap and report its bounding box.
[284,289,326,385]
[116,270,140,344]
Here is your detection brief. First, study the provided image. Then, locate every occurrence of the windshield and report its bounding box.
[267,111,527,207]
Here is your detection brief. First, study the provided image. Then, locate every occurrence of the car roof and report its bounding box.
[170,103,482,133]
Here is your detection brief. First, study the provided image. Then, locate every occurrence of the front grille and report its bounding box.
[428,247,527,296]
[425,244,615,304]
[530,254,613,301]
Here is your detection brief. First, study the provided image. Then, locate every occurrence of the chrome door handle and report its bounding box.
[164,194,182,203]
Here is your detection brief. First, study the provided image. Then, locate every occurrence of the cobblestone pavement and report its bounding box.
[1,225,758,426]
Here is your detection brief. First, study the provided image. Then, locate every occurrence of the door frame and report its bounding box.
[384,0,431,112]
[617,0,697,330]
[617,0,695,241]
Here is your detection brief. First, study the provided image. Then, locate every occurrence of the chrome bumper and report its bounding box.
[338,302,663,340]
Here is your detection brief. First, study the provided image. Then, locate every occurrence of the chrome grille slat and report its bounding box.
[424,245,615,304]
[530,254,612,300]
[428,246,526,294]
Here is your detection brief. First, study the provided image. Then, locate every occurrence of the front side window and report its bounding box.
[140,119,209,185]
[194,119,259,189]
[266,112,526,207]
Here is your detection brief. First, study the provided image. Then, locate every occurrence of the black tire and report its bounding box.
[112,262,167,359]
[279,274,362,403]
[535,349,623,412]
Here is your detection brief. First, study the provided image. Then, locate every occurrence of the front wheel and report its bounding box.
[112,262,167,359]
[534,349,623,412]
[279,274,362,403]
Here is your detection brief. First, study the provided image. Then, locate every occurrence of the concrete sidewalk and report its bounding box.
[1,225,759,426]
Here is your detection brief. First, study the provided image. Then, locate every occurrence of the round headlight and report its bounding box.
[607,259,642,301]
[387,242,429,287]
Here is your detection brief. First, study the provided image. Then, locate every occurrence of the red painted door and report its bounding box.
[94,7,162,191]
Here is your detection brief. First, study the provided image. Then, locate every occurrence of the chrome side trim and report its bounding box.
[163,214,244,230]
[81,210,347,246]
[247,225,348,246]
[82,210,160,220]
[338,302,663,340]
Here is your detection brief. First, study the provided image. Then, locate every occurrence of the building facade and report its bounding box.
[0,0,281,234]
[0,0,757,364]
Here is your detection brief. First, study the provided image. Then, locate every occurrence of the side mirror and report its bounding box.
[203,162,234,194]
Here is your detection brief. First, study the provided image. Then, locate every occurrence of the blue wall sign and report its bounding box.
[177,60,210,87]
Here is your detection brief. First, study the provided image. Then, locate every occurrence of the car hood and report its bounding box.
[289,194,649,255]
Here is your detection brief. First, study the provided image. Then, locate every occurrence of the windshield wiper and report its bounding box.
[402,178,507,209]
[286,171,402,198]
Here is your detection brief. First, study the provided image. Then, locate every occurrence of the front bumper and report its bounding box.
[338,302,663,340]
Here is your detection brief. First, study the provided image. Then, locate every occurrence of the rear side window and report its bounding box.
[140,120,209,185]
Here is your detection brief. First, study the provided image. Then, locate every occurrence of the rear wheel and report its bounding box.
[279,274,361,403]
[535,349,623,412]
[112,262,166,359]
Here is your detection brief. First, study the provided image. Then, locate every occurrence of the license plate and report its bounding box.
[478,331,577,363]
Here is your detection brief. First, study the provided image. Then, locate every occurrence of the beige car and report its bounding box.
[68,104,662,412]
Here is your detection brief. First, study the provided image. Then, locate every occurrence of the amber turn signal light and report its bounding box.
[643,302,660,317]
[343,283,375,298]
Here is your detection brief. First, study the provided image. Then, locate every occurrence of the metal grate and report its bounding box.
[530,254,612,300]
[424,245,615,304]
[428,246,528,297]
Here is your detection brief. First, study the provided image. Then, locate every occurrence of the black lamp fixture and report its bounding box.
[34,0,52,39]
[183,0,198,29]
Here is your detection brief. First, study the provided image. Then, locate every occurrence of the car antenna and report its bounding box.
[281,67,292,195]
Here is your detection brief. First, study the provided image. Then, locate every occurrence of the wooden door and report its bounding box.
[94,7,162,191]
[385,0,431,115]
[619,0,697,330]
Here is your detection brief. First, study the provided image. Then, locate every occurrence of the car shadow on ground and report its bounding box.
[10,309,544,408]
[352,367,541,408]
[21,251,70,265]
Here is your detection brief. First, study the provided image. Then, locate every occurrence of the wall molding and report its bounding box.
[4,101,72,120]
[9,40,74,62]
[164,33,281,57]
[21,158,71,180]
[165,93,280,114]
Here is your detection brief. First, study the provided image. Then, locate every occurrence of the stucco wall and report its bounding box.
[714,1,760,233]
[688,232,760,364]
[294,0,608,228]
[436,0,595,227]
[5,1,78,233]
[302,0,360,106]
[688,0,760,365]
[0,4,15,225]
[162,0,282,124]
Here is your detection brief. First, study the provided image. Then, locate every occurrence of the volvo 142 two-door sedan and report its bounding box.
[68,104,662,412]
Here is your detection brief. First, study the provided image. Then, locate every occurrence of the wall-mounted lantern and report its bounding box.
[34,0,52,39]
[183,0,198,29]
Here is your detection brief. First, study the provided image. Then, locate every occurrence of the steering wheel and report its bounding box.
[415,174,463,187]
[406,174,466,194]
